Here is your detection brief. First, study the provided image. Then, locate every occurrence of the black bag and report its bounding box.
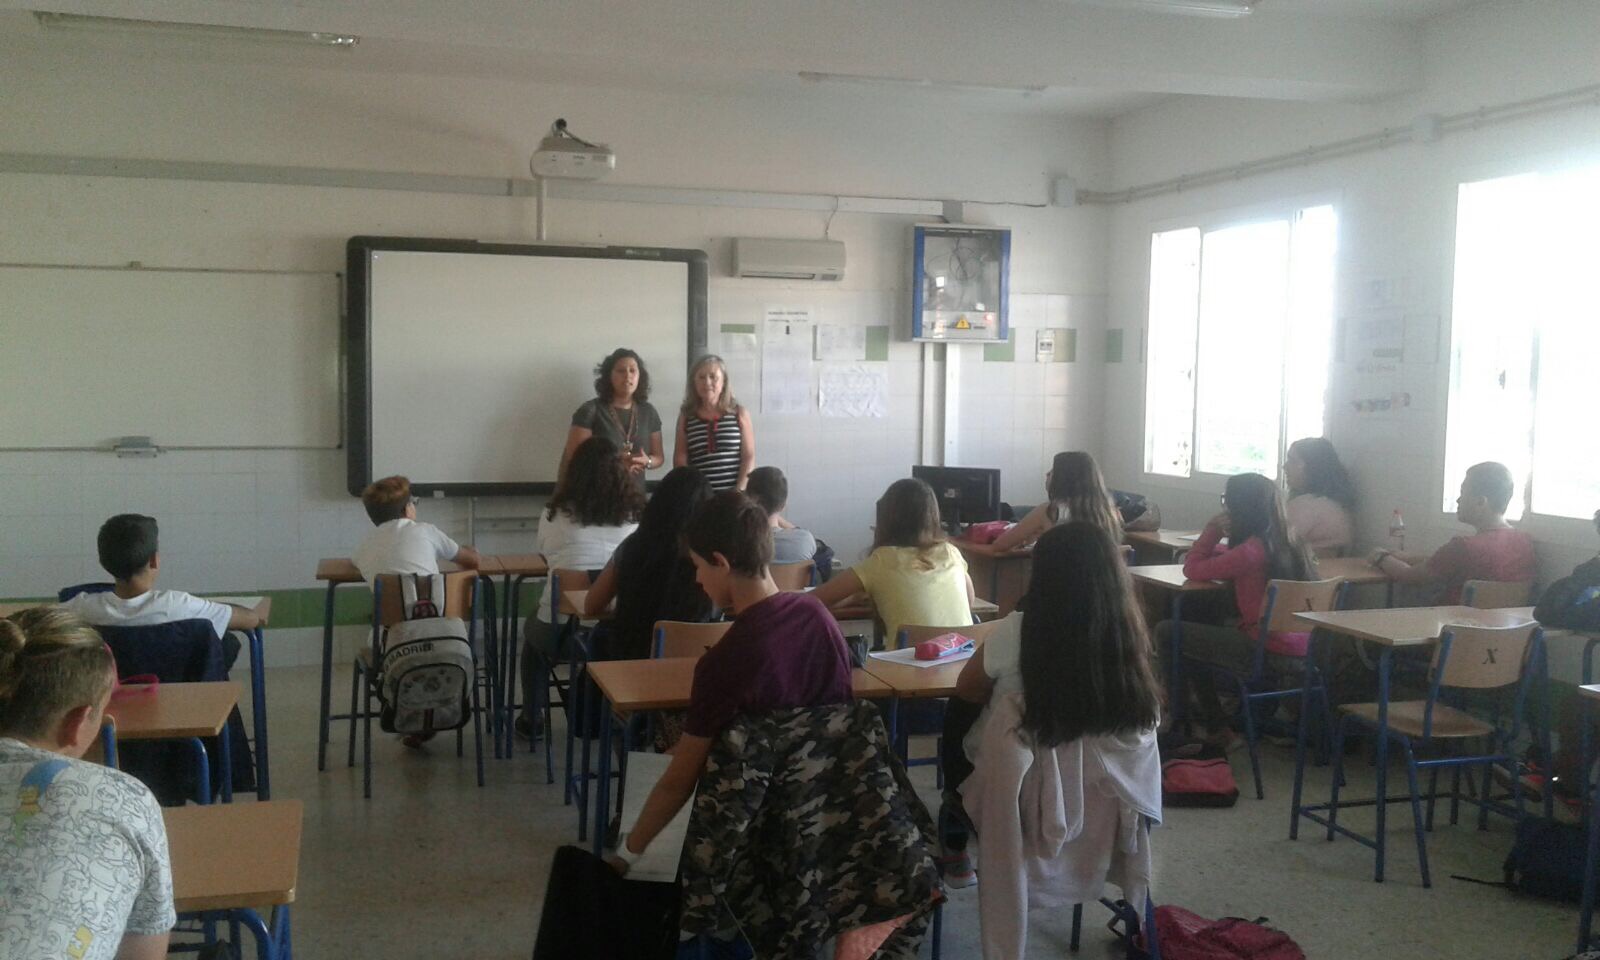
[532,845,681,959]
[1534,557,1600,631]
[1112,489,1162,532]
[1503,817,1586,902]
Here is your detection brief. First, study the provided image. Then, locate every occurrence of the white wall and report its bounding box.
[0,37,1109,662]
[1100,0,1600,678]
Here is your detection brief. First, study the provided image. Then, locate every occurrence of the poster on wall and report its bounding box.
[911,225,1010,343]
[1345,313,1412,417]
[762,305,813,414]
[819,363,888,418]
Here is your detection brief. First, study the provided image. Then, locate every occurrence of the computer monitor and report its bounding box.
[911,465,1002,535]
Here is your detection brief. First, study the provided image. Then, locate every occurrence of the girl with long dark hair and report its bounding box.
[1154,472,1317,740]
[1283,437,1357,557]
[991,451,1123,552]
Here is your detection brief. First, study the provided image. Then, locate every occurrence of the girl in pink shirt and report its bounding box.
[1155,473,1317,743]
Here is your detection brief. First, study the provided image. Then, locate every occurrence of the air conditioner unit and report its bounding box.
[731,238,846,281]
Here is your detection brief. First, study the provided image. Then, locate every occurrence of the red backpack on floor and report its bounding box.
[1153,906,1304,960]
[1161,758,1240,808]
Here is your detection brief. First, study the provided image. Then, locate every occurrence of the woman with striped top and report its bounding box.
[674,354,755,491]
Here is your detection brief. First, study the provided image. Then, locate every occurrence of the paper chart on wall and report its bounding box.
[819,363,888,418]
[814,323,867,361]
[762,306,814,414]
[716,323,760,414]
[1345,314,1411,418]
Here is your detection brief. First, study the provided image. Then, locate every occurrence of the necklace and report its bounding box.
[605,402,637,452]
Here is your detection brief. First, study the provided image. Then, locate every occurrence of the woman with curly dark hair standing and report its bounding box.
[560,347,665,487]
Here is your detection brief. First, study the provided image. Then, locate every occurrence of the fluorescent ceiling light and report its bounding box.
[799,71,1046,97]
[1078,0,1256,17]
[32,11,359,47]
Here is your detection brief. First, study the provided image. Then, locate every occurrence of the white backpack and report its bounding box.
[378,574,475,735]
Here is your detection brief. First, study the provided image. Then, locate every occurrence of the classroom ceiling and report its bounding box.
[1,0,1492,116]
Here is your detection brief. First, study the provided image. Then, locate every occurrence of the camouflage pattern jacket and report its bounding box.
[679,700,942,959]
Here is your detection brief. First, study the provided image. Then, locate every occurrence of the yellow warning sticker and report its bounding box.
[954,315,972,330]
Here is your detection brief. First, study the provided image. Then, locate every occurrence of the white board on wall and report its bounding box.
[364,249,693,488]
[0,266,340,448]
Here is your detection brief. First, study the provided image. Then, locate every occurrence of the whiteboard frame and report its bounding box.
[345,236,709,497]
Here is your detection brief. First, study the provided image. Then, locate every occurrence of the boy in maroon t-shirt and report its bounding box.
[1369,461,1536,604]
[609,490,852,876]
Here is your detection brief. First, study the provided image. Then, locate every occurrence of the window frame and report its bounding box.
[1437,152,1600,542]
[1139,193,1341,493]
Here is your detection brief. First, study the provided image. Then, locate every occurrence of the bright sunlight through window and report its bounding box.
[1444,169,1600,521]
[1144,205,1337,480]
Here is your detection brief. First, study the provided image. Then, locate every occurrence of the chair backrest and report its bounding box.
[375,571,477,628]
[895,619,1002,650]
[549,568,593,619]
[1433,622,1538,691]
[58,582,114,603]
[1120,545,1136,565]
[770,561,816,591]
[1462,579,1533,609]
[1259,578,1345,635]
[653,619,733,659]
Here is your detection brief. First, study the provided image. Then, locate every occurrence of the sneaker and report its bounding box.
[938,852,977,889]
[514,716,543,742]
[400,731,437,750]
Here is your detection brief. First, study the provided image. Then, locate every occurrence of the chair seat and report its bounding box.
[1339,700,1495,739]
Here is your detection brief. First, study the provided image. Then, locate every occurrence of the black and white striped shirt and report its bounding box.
[683,410,743,490]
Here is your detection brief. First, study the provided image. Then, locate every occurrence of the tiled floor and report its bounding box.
[232,665,1576,958]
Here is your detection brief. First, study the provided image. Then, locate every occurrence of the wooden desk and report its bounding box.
[585,657,891,855]
[953,539,1033,617]
[1126,529,1200,560]
[491,553,550,577]
[1128,563,1224,593]
[1315,556,1393,588]
[1288,604,1540,882]
[860,656,968,701]
[0,600,47,617]
[109,682,240,804]
[166,799,302,960]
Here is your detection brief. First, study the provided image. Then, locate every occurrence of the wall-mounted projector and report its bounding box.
[530,118,615,180]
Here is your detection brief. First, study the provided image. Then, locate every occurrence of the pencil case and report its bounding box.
[914,633,974,661]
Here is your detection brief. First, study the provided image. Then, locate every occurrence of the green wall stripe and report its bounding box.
[864,325,890,361]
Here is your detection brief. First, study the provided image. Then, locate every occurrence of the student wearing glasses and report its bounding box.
[353,475,481,584]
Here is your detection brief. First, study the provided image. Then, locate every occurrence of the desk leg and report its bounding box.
[219,723,233,803]
[316,582,338,772]
[595,704,614,857]
[1168,594,1185,727]
[1584,640,1598,823]
[249,627,269,800]
[1290,631,1317,840]
[1374,648,1392,883]
[189,738,212,805]
[477,576,502,761]
[889,697,901,758]
[1581,773,1600,953]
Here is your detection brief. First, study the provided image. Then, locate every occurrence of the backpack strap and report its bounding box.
[400,574,445,620]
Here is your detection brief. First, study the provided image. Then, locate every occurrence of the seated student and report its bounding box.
[743,465,817,564]
[0,607,176,960]
[991,451,1122,553]
[957,523,1162,959]
[1283,437,1357,557]
[353,475,481,584]
[585,466,715,662]
[516,437,643,739]
[811,477,975,647]
[609,490,854,872]
[1154,472,1317,743]
[62,514,264,670]
[1368,461,1536,604]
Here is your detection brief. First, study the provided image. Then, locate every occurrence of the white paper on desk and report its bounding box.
[207,595,264,609]
[815,323,866,361]
[868,646,974,669]
[818,363,887,418]
[620,751,694,883]
[762,306,814,415]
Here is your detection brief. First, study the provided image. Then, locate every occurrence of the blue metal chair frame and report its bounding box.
[1314,625,1544,887]
[348,575,487,799]
[170,905,292,960]
[501,571,557,781]
[1187,580,1344,800]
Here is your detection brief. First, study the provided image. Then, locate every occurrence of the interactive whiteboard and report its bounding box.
[346,237,707,495]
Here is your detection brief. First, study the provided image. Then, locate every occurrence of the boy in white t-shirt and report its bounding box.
[61,514,264,670]
[352,475,481,584]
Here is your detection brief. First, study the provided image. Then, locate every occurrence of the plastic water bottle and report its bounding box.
[1388,509,1406,552]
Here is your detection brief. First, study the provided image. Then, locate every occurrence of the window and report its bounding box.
[1444,168,1600,521]
[1143,204,1338,480]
